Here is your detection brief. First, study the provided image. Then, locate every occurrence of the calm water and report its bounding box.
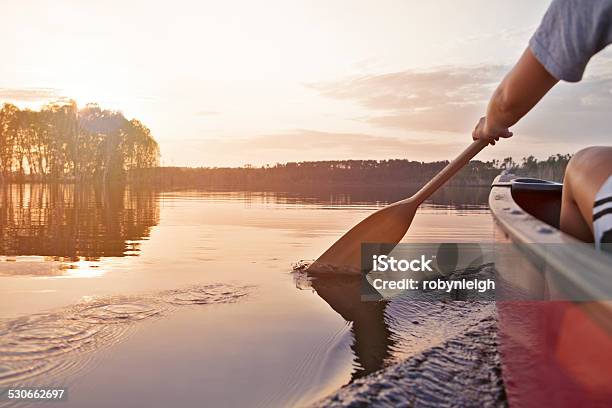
[0,184,494,407]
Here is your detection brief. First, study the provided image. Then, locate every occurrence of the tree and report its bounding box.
[0,101,159,183]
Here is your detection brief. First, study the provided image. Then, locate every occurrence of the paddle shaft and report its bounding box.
[408,139,489,205]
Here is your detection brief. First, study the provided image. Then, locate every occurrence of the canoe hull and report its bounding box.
[490,175,612,407]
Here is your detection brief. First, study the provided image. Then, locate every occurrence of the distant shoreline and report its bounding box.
[0,154,571,189]
[127,155,571,189]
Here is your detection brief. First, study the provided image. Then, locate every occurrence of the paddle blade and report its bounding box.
[307,201,417,275]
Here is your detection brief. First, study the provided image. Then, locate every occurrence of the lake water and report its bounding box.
[0,184,494,407]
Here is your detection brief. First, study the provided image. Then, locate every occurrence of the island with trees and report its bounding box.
[0,101,159,183]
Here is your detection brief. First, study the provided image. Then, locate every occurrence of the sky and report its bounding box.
[1,0,611,167]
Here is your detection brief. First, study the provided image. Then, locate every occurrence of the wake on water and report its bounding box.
[0,284,251,392]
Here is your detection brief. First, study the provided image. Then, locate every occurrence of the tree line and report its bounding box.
[0,102,570,188]
[133,154,571,189]
[0,101,159,183]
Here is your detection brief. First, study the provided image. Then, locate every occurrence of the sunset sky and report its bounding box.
[1,0,611,167]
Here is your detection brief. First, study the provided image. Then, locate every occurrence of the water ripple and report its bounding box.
[162,283,249,305]
[76,301,164,324]
[0,284,252,388]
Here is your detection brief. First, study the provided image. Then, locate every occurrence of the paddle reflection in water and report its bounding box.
[300,261,497,383]
[308,274,395,380]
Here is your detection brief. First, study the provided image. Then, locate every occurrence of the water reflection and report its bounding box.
[308,274,395,380]
[0,184,159,261]
[184,185,490,209]
[303,265,497,381]
[0,184,488,280]
[0,184,496,403]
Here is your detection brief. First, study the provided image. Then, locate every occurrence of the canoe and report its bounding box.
[489,174,612,407]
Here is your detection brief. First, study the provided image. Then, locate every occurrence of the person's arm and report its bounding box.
[472,48,558,145]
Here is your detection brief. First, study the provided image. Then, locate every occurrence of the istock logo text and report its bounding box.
[372,255,434,272]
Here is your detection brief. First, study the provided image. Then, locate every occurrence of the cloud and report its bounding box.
[307,65,506,133]
[308,63,612,144]
[0,88,61,102]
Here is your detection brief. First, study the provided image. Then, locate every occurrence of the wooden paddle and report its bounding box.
[306,139,489,274]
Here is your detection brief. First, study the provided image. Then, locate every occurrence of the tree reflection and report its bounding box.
[0,184,159,259]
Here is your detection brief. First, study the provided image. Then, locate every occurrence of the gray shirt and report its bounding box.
[530,0,612,82]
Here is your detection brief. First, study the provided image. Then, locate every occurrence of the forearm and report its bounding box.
[485,48,558,132]
[486,81,529,130]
